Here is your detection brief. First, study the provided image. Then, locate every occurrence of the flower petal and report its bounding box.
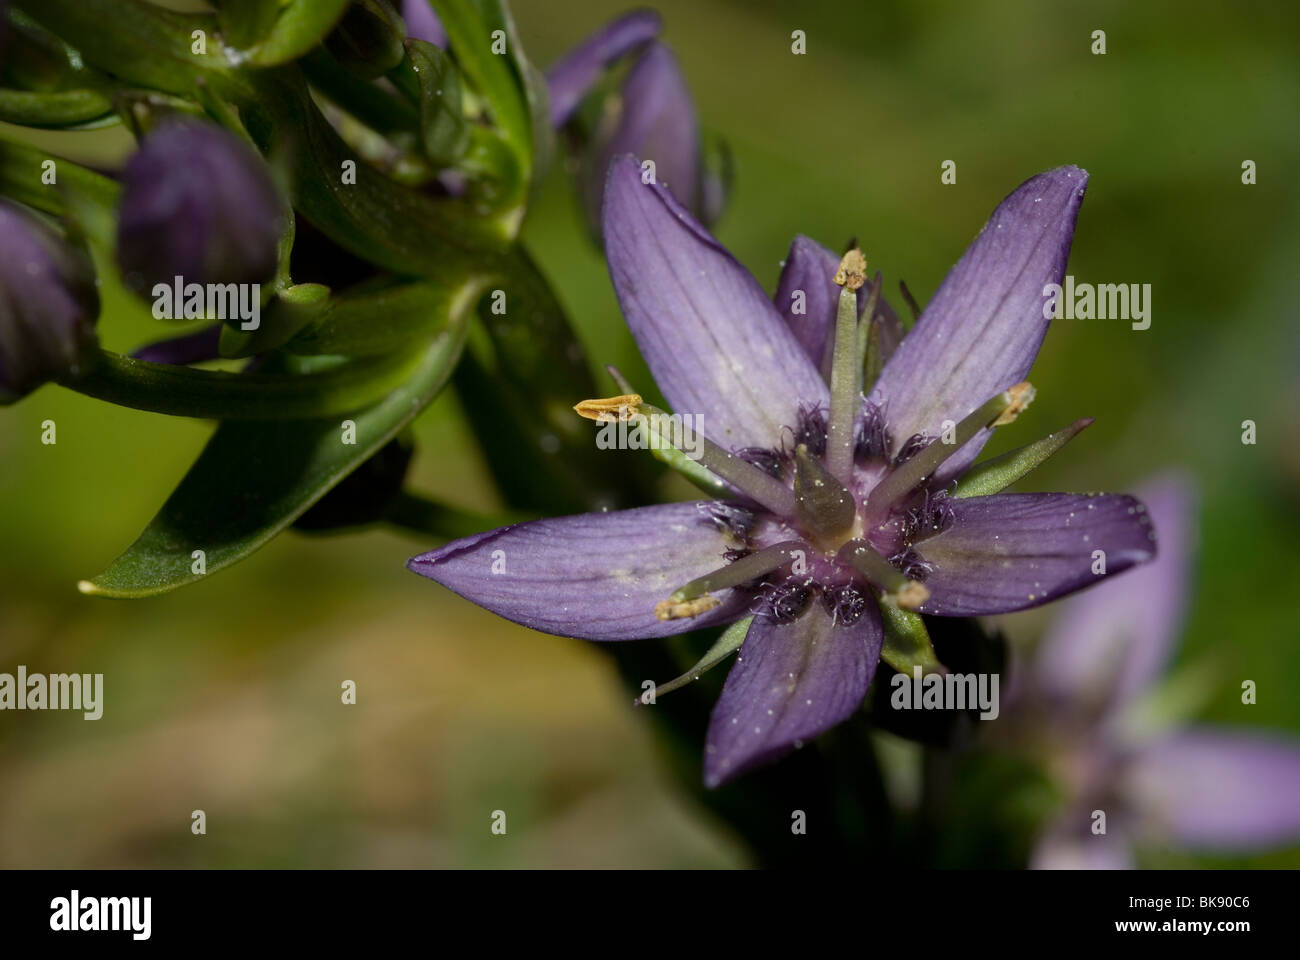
[1035,475,1194,709]
[545,9,662,128]
[913,493,1155,616]
[703,601,881,787]
[407,501,747,641]
[869,166,1088,472]
[582,43,700,225]
[1128,730,1300,850]
[774,234,902,376]
[603,156,828,449]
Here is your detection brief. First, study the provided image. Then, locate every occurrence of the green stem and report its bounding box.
[59,348,424,420]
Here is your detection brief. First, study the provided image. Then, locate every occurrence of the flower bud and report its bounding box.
[0,200,100,403]
[401,0,446,48]
[116,119,284,299]
[581,42,703,234]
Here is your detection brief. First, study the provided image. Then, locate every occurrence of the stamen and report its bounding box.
[654,595,722,622]
[838,539,930,610]
[793,444,857,545]
[827,249,866,482]
[668,540,808,603]
[574,390,795,517]
[898,279,921,327]
[573,393,642,422]
[865,381,1035,516]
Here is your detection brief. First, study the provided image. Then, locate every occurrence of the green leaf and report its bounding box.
[12,0,238,95]
[79,307,474,597]
[246,69,519,275]
[879,598,942,674]
[247,0,352,67]
[952,418,1093,499]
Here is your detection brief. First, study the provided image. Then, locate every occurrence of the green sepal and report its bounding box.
[644,617,751,702]
[953,418,1093,499]
[218,283,331,358]
[879,597,942,675]
[78,307,473,597]
[212,0,283,52]
[0,88,114,128]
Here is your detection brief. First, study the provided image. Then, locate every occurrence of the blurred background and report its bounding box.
[1,0,1298,867]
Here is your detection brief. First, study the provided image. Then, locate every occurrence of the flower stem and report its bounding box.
[59,347,424,420]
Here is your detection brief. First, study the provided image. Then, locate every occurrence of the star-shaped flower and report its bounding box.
[410,155,1156,787]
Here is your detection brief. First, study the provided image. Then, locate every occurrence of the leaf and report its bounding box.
[248,0,352,67]
[79,299,476,597]
[12,0,238,95]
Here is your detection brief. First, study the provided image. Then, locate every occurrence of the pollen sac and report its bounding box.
[822,583,870,625]
[0,201,100,403]
[116,119,284,299]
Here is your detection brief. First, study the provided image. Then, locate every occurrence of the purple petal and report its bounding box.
[583,43,700,224]
[131,324,223,365]
[1129,730,1300,850]
[704,602,881,787]
[407,501,747,641]
[869,167,1088,474]
[603,156,828,450]
[913,493,1156,616]
[774,234,903,376]
[1036,474,1195,709]
[546,9,662,128]
[401,0,446,48]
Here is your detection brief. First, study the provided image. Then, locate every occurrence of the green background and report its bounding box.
[1,0,1297,867]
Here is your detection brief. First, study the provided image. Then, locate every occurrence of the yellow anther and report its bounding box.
[993,381,1036,426]
[834,248,868,290]
[573,393,642,422]
[654,595,721,621]
[894,581,930,611]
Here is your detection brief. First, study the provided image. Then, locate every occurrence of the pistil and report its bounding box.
[826,248,866,483]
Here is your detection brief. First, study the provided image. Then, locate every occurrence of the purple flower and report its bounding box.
[410,156,1155,787]
[0,200,100,403]
[116,119,284,298]
[1029,476,1300,868]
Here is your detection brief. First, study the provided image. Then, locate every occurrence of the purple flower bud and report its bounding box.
[401,0,446,48]
[0,200,100,402]
[116,119,284,298]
